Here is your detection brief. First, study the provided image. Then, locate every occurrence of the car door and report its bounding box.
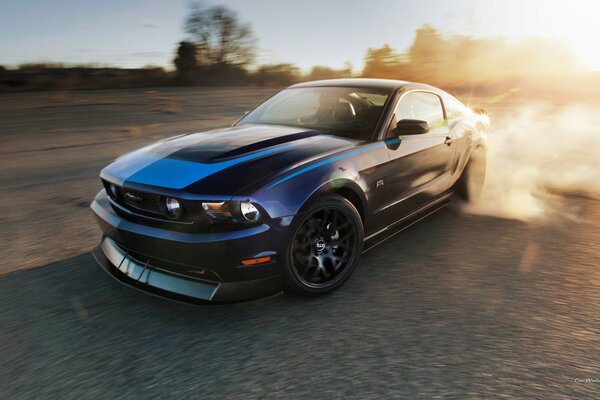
[381,91,456,219]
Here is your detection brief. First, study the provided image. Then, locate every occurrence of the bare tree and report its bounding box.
[173,41,198,83]
[185,3,256,66]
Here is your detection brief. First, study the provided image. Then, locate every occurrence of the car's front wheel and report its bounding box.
[284,195,364,296]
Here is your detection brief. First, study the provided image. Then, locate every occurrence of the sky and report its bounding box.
[1,0,599,71]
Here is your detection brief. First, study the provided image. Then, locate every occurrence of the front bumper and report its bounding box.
[91,190,290,302]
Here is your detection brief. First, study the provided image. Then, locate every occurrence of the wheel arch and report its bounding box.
[332,185,365,222]
[297,178,367,223]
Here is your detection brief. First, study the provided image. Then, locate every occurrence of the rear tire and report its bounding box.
[456,147,486,202]
[283,195,364,297]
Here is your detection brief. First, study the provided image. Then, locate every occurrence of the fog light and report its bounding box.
[165,197,182,219]
[240,202,260,222]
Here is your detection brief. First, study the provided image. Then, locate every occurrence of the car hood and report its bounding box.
[101,124,359,195]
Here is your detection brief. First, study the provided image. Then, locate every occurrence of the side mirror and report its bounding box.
[395,119,429,135]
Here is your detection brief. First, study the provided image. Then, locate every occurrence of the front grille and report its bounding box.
[120,188,162,214]
[103,180,163,215]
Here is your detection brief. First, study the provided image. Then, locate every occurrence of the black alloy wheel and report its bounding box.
[284,195,363,296]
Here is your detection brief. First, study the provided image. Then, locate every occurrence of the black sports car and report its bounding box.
[91,79,488,302]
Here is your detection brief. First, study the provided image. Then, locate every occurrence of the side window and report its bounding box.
[408,92,445,128]
[387,92,445,137]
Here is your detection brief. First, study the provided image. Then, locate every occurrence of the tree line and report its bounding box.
[1,2,598,100]
[172,3,599,99]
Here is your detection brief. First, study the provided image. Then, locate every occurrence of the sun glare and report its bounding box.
[543,2,600,70]
[480,0,600,70]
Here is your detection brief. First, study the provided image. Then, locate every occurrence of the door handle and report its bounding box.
[444,136,455,146]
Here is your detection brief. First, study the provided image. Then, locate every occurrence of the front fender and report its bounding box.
[237,140,392,221]
[243,155,370,220]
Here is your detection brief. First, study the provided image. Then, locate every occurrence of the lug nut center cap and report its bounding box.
[314,238,327,252]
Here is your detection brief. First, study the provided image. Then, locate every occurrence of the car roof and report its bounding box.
[290,78,408,90]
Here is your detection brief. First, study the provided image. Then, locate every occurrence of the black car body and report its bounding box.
[91,79,488,302]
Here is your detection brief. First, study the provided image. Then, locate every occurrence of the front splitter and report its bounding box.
[92,236,283,303]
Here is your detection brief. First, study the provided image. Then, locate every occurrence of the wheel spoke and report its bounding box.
[337,221,352,233]
[326,211,339,237]
[311,263,322,280]
[331,235,352,247]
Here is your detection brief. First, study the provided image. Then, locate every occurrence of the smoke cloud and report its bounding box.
[462,103,600,220]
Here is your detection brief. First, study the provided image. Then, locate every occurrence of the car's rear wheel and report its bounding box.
[284,195,363,296]
[456,147,486,202]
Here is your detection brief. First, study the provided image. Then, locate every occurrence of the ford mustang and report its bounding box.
[91,78,488,302]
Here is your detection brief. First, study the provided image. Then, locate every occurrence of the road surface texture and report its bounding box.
[0,88,598,399]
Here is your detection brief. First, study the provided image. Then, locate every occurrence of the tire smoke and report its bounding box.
[462,103,600,220]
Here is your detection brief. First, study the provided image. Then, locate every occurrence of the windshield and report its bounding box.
[238,86,392,140]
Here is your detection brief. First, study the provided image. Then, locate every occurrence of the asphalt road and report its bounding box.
[1,88,599,398]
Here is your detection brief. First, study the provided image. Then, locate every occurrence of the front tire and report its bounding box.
[456,147,486,202]
[283,195,364,297]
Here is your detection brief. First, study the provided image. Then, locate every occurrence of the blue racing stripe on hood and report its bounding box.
[104,143,296,190]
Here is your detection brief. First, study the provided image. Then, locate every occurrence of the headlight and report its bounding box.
[165,197,182,219]
[240,202,260,222]
[202,201,232,221]
[109,183,119,199]
[202,201,261,224]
